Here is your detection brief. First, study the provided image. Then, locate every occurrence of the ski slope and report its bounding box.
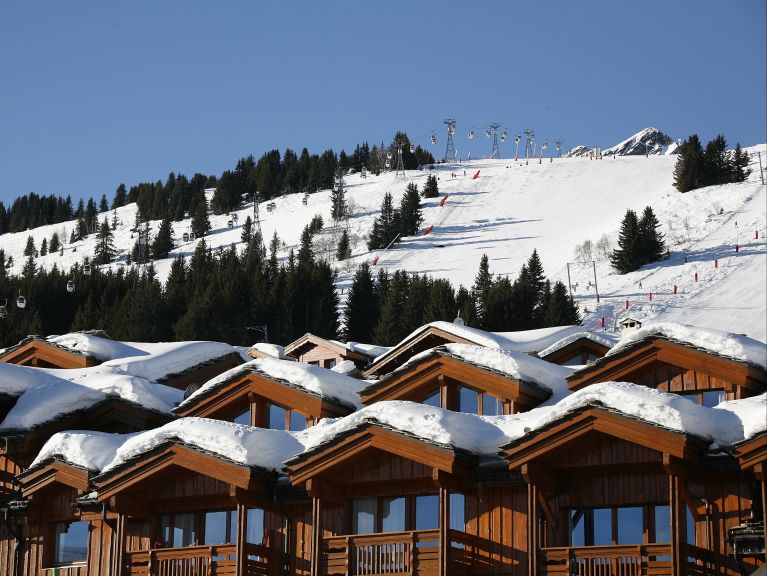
[2,139,765,342]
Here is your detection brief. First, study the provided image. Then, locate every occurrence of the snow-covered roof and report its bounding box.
[177,357,365,411]
[605,322,767,370]
[372,322,584,364]
[0,363,182,432]
[46,332,145,362]
[370,344,572,398]
[100,340,238,382]
[331,340,392,359]
[248,343,289,360]
[538,331,619,359]
[29,385,766,480]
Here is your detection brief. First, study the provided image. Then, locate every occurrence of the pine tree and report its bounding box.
[399,183,423,236]
[673,135,705,192]
[526,249,547,323]
[702,134,729,187]
[241,216,253,245]
[336,229,351,261]
[637,206,666,264]
[401,274,431,334]
[344,262,378,342]
[112,183,127,209]
[425,278,456,322]
[455,285,478,327]
[22,253,36,278]
[472,254,493,329]
[0,249,6,279]
[152,217,175,259]
[368,192,400,250]
[731,143,752,182]
[99,194,109,213]
[23,235,36,257]
[40,238,48,256]
[422,174,439,198]
[485,276,515,331]
[544,281,581,326]
[330,169,347,222]
[49,232,60,254]
[111,209,119,230]
[610,209,641,273]
[191,197,211,238]
[93,218,117,265]
[374,269,409,345]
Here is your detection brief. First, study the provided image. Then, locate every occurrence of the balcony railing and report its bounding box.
[540,543,673,576]
[125,542,276,576]
[683,543,743,576]
[320,529,501,576]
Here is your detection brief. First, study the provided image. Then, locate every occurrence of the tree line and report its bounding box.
[673,134,751,193]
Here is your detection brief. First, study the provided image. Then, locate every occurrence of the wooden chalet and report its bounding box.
[285,419,524,576]
[284,334,373,371]
[538,335,611,366]
[174,364,357,430]
[566,334,767,404]
[360,346,552,414]
[733,432,767,563]
[500,404,763,576]
[0,336,101,369]
[0,399,172,502]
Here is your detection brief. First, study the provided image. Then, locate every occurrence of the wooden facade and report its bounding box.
[566,337,767,401]
[360,350,551,414]
[284,334,371,371]
[173,368,355,428]
[0,338,100,369]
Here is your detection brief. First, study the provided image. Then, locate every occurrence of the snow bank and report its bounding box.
[538,331,619,359]
[31,430,132,471]
[100,418,304,474]
[179,358,365,410]
[249,343,289,359]
[46,333,145,362]
[607,322,767,369]
[716,393,767,441]
[102,341,237,382]
[331,360,358,375]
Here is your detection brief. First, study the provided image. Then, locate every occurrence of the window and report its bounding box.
[54,521,89,565]
[570,506,670,546]
[352,494,442,534]
[267,402,307,431]
[449,493,465,531]
[268,404,287,430]
[160,510,243,547]
[481,393,504,416]
[203,510,237,545]
[161,512,197,547]
[680,389,726,407]
[422,390,441,408]
[246,507,265,545]
[458,386,479,414]
[326,359,336,369]
[289,410,307,431]
[233,407,251,426]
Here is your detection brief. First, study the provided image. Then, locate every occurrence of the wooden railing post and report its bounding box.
[410,531,416,576]
[344,536,351,576]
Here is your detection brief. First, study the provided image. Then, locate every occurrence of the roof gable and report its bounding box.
[0,338,98,368]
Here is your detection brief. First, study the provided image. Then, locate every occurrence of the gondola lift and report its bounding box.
[409,144,415,153]
[83,263,92,276]
[66,280,75,293]
[16,295,26,309]
[484,129,492,138]
[467,129,475,140]
[431,133,437,145]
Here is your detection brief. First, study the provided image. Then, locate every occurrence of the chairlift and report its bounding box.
[227,220,233,228]
[16,295,26,309]
[515,135,521,143]
[66,280,75,293]
[448,125,456,135]
[500,131,507,142]
[431,134,437,145]
[189,232,196,240]
[385,161,391,169]
[484,129,492,138]
[83,264,92,276]
[467,130,475,140]
[409,144,415,153]
[232,213,238,223]
[182,232,190,242]
[386,151,393,160]
[361,167,367,179]
[302,194,309,205]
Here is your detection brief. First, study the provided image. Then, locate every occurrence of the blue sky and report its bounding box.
[1,1,765,206]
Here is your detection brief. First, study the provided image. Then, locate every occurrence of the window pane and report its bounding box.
[174,512,196,547]
[353,498,377,534]
[247,508,265,545]
[449,493,465,531]
[570,510,585,546]
[230,511,237,544]
[422,391,441,408]
[55,521,89,564]
[382,497,406,533]
[415,495,439,530]
[160,514,171,547]
[686,506,696,544]
[268,404,286,430]
[204,511,228,545]
[701,390,725,407]
[289,411,307,431]
[233,408,250,425]
[593,508,612,545]
[326,359,336,369]
[458,387,479,414]
[482,393,503,416]
[654,505,670,543]
[617,507,643,544]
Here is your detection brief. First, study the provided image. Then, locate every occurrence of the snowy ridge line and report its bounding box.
[177,357,365,412]
[28,386,767,480]
[537,331,619,359]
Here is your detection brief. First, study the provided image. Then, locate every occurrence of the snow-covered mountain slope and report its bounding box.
[2,143,765,341]
[566,127,677,157]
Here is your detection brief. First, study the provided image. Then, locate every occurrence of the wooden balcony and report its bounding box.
[124,542,276,576]
[540,543,673,576]
[320,529,501,576]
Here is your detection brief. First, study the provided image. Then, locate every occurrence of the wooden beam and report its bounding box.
[537,490,558,531]
[109,494,150,518]
[439,486,449,576]
[663,453,699,479]
[520,463,558,492]
[236,502,247,576]
[305,478,345,505]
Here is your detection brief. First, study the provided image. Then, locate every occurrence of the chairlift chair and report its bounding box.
[409,144,415,153]
[182,232,190,242]
[302,194,309,205]
[189,232,196,240]
[227,220,233,228]
[485,129,492,138]
[66,280,75,293]
[431,134,437,145]
[16,296,26,309]
[386,151,393,160]
[467,130,475,140]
